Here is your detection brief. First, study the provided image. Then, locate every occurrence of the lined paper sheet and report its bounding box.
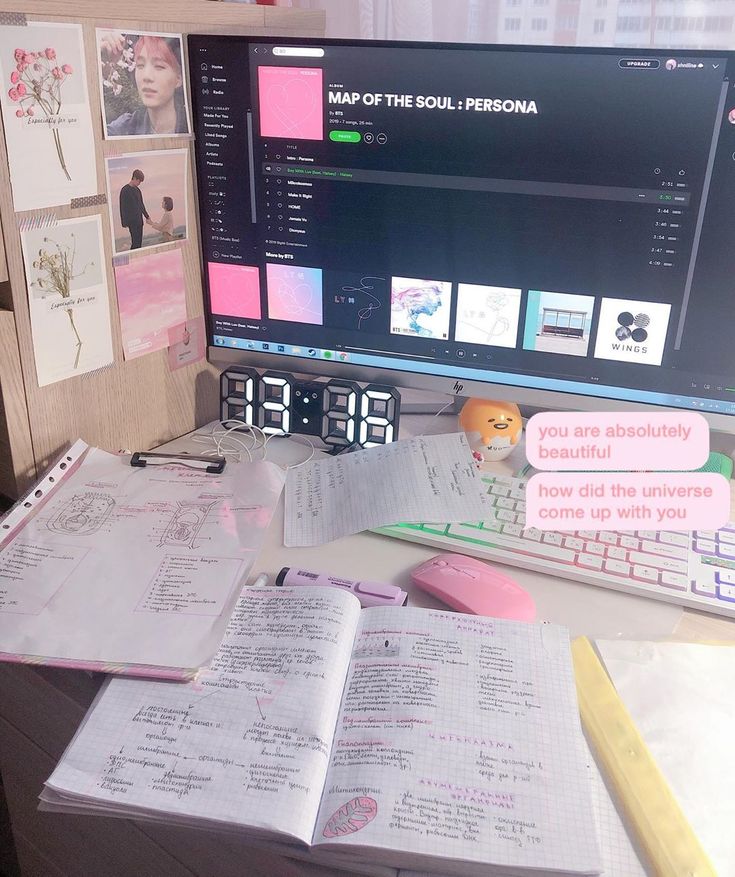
[314,608,601,876]
[284,433,493,547]
[44,588,362,841]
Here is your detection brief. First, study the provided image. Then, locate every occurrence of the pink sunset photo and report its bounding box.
[114,248,187,359]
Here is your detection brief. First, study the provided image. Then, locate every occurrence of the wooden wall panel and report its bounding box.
[0,308,34,496]
[0,3,324,477]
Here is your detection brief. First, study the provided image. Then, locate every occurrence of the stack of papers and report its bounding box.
[0,442,284,677]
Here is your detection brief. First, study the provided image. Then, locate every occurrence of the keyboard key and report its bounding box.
[490,485,510,498]
[482,519,503,533]
[598,532,618,546]
[523,527,543,542]
[418,524,449,535]
[658,532,689,548]
[542,533,563,547]
[496,509,515,523]
[578,530,597,540]
[632,564,659,583]
[563,536,584,552]
[606,545,627,561]
[694,540,717,555]
[501,523,523,537]
[603,559,630,576]
[640,540,687,559]
[660,571,688,591]
[448,524,500,544]
[716,543,735,560]
[717,530,735,545]
[628,551,687,574]
[715,569,735,586]
[496,497,515,510]
[577,553,603,571]
[619,535,640,550]
[585,542,605,556]
[492,534,576,563]
[515,500,526,513]
[696,531,717,541]
[637,531,658,540]
[716,583,735,603]
[692,578,717,598]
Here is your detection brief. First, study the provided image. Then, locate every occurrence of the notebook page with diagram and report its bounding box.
[313,607,601,876]
[45,591,601,877]
[0,444,284,674]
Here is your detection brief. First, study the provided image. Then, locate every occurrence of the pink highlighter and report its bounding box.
[276,567,408,608]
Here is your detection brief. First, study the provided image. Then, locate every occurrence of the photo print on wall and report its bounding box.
[0,21,97,210]
[106,149,188,255]
[20,215,114,386]
[97,29,191,139]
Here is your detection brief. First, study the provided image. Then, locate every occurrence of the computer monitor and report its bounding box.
[189,36,735,432]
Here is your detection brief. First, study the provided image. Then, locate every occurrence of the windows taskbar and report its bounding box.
[212,335,735,416]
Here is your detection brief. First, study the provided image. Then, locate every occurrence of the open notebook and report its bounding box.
[43,587,601,877]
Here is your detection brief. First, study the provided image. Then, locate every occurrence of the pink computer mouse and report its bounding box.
[411,553,536,621]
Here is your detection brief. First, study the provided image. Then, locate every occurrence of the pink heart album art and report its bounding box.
[266,263,323,325]
[258,66,323,140]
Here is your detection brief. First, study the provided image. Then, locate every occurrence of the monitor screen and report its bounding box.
[189,36,735,426]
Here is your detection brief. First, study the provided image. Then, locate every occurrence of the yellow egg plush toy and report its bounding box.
[459,398,523,463]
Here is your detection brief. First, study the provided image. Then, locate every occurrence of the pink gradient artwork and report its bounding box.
[257,66,323,140]
[266,263,323,325]
[208,262,261,319]
[114,248,187,360]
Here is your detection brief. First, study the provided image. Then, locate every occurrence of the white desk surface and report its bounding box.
[159,416,735,644]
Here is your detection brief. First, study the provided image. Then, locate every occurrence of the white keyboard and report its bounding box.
[376,473,735,618]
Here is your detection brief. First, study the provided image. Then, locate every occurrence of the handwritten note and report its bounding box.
[285,433,493,547]
[0,446,285,672]
[136,555,245,615]
[43,592,602,877]
[44,588,362,841]
[314,608,601,875]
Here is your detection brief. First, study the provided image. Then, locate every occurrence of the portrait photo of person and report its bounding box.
[97,30,191,139]
[106,149,188,255]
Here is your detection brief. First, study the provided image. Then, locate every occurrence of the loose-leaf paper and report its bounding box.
[20,215,114,387]
[0,22,97,210]
[114,247,187,360]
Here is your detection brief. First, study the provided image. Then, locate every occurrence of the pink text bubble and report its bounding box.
[525,472,729,531]
[526,412,709,472]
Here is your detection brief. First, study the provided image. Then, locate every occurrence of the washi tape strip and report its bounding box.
[17,211,57,232]
[0,12,27,26]
[112,254,130,268]
[70,193,108,209]
[572,636,716,877]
